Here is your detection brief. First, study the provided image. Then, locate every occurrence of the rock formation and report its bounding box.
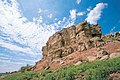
[33,21,120,71]
[42,21,102,59]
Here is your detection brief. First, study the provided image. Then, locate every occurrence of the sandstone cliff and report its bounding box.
[33,21,120,70]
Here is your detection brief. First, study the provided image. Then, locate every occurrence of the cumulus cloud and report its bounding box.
[76,0,81,4]
[86,3,108,24]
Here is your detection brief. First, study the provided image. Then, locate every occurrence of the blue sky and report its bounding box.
[0,0,120,73]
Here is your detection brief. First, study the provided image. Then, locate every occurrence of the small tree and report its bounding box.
[19,64,32,72]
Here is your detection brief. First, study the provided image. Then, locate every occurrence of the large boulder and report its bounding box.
[97,50,108,59]
[76,21,85,34]
[100,55,109,60]
[87,56,97,62]
[110,52,120,59]
[74,61,82,66]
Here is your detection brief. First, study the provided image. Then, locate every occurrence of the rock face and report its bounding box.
[42,21,102,60]
[33,21,120,71]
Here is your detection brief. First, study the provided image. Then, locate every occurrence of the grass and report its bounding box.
[0,57,120,80]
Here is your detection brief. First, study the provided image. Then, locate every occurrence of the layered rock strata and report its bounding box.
[33,21,120,70]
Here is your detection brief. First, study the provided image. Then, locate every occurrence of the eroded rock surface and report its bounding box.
[42,21,102,60]
[33,21,120,71]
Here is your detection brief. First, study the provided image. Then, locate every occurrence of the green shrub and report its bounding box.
[1,58,120,80]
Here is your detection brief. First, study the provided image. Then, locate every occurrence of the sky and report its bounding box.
[0,0,120,73]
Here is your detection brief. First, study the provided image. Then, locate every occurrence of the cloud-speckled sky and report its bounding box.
[0,0,120,73]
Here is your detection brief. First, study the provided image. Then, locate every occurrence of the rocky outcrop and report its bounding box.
[33,21,120,71]
[102,32,120,43]
[42,21,102,60]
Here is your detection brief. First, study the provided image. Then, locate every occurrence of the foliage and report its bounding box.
[19,64,33,72]
[0,58,120,80]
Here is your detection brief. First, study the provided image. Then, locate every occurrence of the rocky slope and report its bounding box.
[33,21,120,71]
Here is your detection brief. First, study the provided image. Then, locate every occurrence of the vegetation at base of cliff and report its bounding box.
[19,64,33,72]
[0,58,120,80]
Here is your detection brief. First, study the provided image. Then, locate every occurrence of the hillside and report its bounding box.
[0,58,120,80]
[33,21,120,71]
[0,21,120,80]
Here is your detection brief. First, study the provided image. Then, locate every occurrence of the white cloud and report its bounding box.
[58,21,61,25]
[0,62,27,73]
[33,16,43,23]
[87,7,92,11]
[87,8,91,12]
[77,11,85,16]
[110,20,120,34]
[0,0,56,55]
[59,9,76,28]
[70,9,77,20]
[110,26,116,34]
[69,9,86,27]
[0,39,34,54]
[70,9,86,19]
[48,14,53,18]
[54,18,57,21]
[0,0,80,56]
[76,0,81,4]
[86,3,108,24]
[38,8,42,13]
